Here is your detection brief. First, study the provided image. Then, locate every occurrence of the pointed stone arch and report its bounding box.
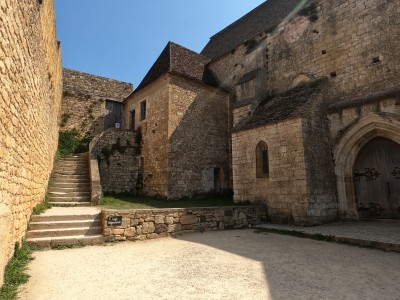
[333,113,400,219]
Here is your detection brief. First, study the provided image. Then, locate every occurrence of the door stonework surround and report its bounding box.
[333,113,400,219]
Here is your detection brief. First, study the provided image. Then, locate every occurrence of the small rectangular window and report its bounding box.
[129,110,135,130]
[140,100,146,121]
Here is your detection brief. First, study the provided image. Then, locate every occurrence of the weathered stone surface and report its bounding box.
[155,224,167,233]
[90,129,140,195]
[165,216,174,225]
[61,68,132,140]
[0,0,62,284]
[124,73,230,198]
[114,229,124,235]
[155,215,165,224]
[142,222,155,234]
[124,227,136,237]
[180,215,198,225]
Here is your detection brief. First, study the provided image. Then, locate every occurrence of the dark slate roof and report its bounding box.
[233,79,326,132]
[135,42,213,92]
[201,0,302,60]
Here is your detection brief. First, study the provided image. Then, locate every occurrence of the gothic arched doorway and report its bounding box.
[354,137,400,219]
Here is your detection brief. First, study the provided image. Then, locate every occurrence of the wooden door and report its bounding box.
[354,137,400,219]
[104,100,124,130]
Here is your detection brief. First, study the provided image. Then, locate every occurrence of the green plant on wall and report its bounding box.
[58,130,89,157]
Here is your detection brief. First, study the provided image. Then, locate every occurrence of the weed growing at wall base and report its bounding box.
[0,243,33,300]
[58,129,88,157]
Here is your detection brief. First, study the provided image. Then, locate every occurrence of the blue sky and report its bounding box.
[55,0,265,87]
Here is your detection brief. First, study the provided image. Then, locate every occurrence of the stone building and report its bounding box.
[201,0,400,224]
[124,42,230,198]
[0,0,62,284]
[121,0,400,224]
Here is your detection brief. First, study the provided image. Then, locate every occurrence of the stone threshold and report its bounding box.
[254,222,400,252]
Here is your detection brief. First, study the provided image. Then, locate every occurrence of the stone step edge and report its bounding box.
[26,235,108,248]
[29,219,101,226]
[31,213,100,222]
[253,226,400,252]
[49,202,92,207]
[27,226,102,234]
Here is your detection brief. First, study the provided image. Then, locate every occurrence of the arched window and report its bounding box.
[256,141,269,178]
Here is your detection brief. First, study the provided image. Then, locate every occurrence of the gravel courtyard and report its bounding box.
[18,230,400,300]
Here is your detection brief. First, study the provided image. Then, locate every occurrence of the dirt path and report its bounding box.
[18,230,400,300]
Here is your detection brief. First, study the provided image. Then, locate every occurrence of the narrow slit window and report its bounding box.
[140,100,146,121]
[129,110,135,130]
[256,141,269,178]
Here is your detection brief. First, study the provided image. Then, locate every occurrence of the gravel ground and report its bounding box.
[18,230,400,300]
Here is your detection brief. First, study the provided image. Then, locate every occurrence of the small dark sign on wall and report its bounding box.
[107,216,123,226]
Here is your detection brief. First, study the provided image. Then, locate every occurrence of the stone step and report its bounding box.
[49,187,90,193]
[49,195,90,202]
[49,191,91,197]
[54,166,89,172]
[31,212,100,222]
[51,182,90,188]
[49,202,92,207]
[26,234,106,248]
[29,219,101,230]
[58,157,88,162]
[53,170,89,176]
[26,226,102,238]
[52,177,90,183]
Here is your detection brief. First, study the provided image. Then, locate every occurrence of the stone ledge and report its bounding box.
[102,206,267,241]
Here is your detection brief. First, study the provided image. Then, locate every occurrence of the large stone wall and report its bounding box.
[61,68,133,141]
[90,129,140,194]
[0,0,62,284]
[208,0,400,224]
[124,74,231,198]
[209,0,400,107]
[102,206,267,241]
[124,74,170,196]
[168,76,231,197]
[232,118,312,224]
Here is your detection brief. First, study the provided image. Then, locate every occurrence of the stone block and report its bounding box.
[155,224,167,233]
[113,229,124,235]
[155,215,165,224]
[165,216,174,225]
[142,222,155,234]
[180,215,198,225]
[124,227,136,237]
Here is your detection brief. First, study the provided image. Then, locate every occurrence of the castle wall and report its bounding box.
[209,0,400,223]
[90,129,140,195]
[168,76,230,198]
[124,75,170,197]
[209,0,400,107]
[232,118,310,224]
[0,0,62,284]
[61,69,133,142]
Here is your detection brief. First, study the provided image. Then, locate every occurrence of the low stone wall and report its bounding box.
[102,206,267,241]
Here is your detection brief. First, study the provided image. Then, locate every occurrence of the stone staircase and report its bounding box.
[49,153,91,207]
[26,207,105,247]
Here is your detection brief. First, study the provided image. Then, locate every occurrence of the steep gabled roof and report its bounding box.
[201,0,302,60]
[135,42,212,92]
[233,79,326,132]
